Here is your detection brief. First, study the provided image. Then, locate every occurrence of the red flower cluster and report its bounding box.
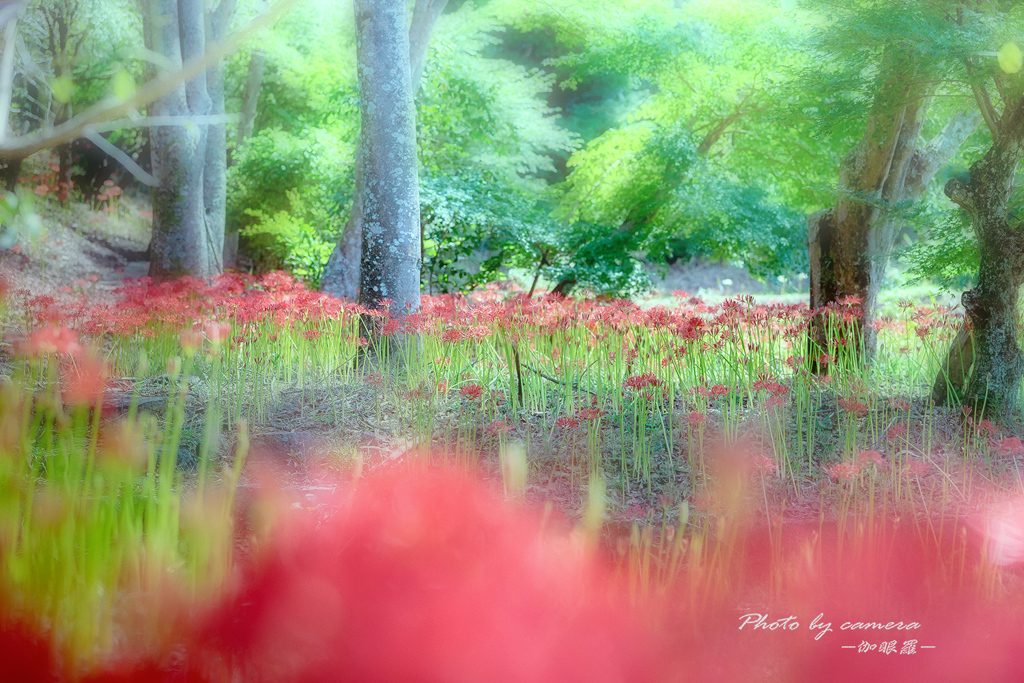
[191,470,658,682]
[624,372,662,391]
[459,383,484,400]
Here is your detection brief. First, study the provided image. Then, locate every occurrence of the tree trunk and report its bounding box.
[935,102,1024,416]
[226,46,265,268]
[321,0,447,301]
[808,54,923,365]
[408,0,447,92]
[319,149,363,299]
[1,155,20,190]
[236,49,265,149]
[354,0,420,316]
[204,0,236,272]
[809,51,980,367]
[148,0,211,280]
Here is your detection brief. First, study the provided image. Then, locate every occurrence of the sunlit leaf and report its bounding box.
[999,42,1022,74]
[50,76,75,104]
[111,70,136,100]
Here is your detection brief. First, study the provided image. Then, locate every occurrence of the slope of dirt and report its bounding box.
[2,193,151,306]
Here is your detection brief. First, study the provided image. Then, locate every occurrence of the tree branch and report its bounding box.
[0,0,297,158]
[972,82,1001,139]
[903,109,981,200]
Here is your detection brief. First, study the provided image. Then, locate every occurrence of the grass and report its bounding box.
[2,266,1024,680]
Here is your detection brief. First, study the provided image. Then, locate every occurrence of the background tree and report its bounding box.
[147,0,239,280]
[320,0,447,301]
[353,0,420,316]
[146,0,214,279]
[930,12,1024,415]
[802,1,981,364]
[550,0,812,295]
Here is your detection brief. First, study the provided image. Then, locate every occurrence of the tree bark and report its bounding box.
[354,0,420,316]
[235,49,264,148]
[204,0,236,271]
[321,0,447,301]
[226,46,264,268]
[933,101,1024,416]
[148,0,211,280]
[809,50,980,366]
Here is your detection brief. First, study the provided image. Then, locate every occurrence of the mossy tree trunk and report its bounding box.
[808,50,979,369]
[147,0,234,280]
[934,98,1024,416]
[354,0,420,318]
[203,0,236,272]
[147,0,210,279]
[321,0,447,302]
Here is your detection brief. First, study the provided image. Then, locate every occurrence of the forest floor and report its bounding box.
[0,192,998,527]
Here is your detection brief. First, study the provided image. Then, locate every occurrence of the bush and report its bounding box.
[227,128,349,235]
[241,190,338,289]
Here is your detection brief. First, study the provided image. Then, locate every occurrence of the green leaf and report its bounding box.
[999,42,1022,74]
[51,76,75,104]
[111,70,136,101]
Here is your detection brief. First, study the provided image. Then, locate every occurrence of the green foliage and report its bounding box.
[241,191,338,288]
[559,120,807,283]
[0,190,41,248]
[899,209,978,292]
[419,171,557,294]
[418,5,579,181]
[227,127,349,234]
[543,221,653,297]
[20,0,144,128]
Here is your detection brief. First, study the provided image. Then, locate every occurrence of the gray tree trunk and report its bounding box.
[354,0,420,316]
[204,0,236,272]
[226,45,265,268]
[321,0,447,301]
[235,49,265,148]
[148,0,211,279]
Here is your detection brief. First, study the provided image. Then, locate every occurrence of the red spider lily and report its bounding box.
[709,384,729,398]
[24,325,81,356]
[486,419,511,435]
[204,321,232,346]
[686,411,707,428]
[459,383,484,401]
[190,469,659,683]
[624,372,662,391]
[825,462,857,481]
[975,419,999,438]
[61,351,107,406]
[179,328,202,354]
[998,437,1024,456]
[887,424,908,440]
[436,380,449,396]
[901,460,929,478]
[836,396,868,416]
[764,395,786,409]
[0,615,61,682]
[556,416,580,430]
[750,453,777,475]
[363,373,384,388]
[856,450,884,469]
[980,500,1024,566]
[579,407,604,421]
[441,328,463,343]
[889,397,911,411]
